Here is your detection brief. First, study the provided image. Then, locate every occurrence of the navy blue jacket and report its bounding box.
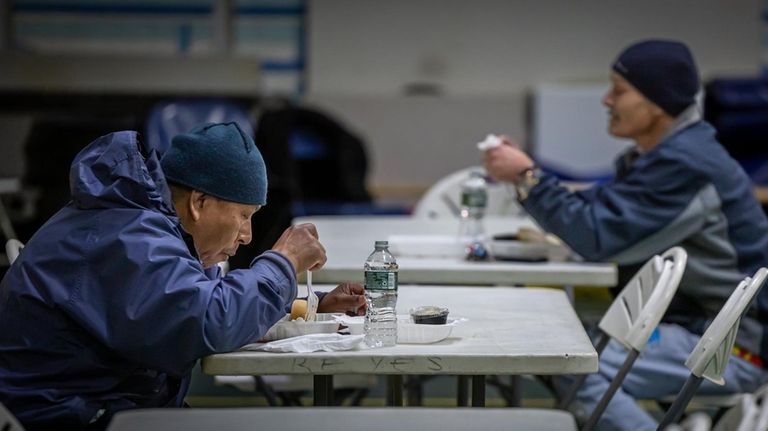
[0,131,297,429]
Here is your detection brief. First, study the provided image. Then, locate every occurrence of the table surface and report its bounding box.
[202,286,598,376]
[293,215,616,287]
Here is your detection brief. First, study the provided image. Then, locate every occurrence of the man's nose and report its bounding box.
[602,92,611,107]
[239,224,252,245]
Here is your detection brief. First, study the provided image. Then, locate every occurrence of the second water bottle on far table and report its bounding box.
[364,240,398,348]
[459,170,489,260]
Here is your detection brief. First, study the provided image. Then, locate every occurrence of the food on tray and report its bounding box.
[509,227,562,246]
[410,306,450,325]
[290,299,308,321]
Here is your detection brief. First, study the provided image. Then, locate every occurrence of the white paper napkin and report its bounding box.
[242,333,365,353]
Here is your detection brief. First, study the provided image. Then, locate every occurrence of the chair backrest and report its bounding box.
[686,267,768,385]
[0,401,25,431]
[412,166,522,219]
[658,267,768,429]
[5,239,24,264]
[569,247,688,431]
[598,247,687,351]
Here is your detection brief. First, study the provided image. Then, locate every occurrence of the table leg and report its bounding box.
[487,375,521,406]
[472,375,486,407]
[387,375,404,406]
[314,375,334,406]
[457,376,469,406]
[405,375,424,406]
[508,375,521,406]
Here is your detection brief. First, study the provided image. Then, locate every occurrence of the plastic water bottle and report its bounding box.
[458,170,489,260]
[364,240,398,348]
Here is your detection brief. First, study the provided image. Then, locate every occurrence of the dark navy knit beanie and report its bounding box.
[612,39,699,117]
[161,122,267,205]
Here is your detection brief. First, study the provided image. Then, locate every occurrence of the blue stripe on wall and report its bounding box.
[14,3,304,17]
[238,6,304,16]
[262,60,303,72]
[14,3,212,15]
[13,0,307,96]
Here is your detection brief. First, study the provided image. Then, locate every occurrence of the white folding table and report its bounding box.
[202,286,598,406]
[294,215,617,288]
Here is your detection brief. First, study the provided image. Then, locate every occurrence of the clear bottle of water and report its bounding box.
[364,240,398,348]
[458,170,489,259]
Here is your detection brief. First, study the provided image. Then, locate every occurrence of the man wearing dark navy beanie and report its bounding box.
[485,40,768,430]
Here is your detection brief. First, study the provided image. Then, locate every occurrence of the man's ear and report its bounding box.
[188,190,208,222]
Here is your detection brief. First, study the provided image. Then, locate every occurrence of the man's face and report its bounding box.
[192,195,260,268]
[602,72,664,140]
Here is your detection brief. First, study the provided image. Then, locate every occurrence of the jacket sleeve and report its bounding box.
[522,156,709,262]
[62,212,297,374]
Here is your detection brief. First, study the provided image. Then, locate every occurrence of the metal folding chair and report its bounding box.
[664,412,712,431]
[657,267,768,429]
[5,238,24,264]
[754,383,768,431]
[711,393,759,431]
[642,389,760,431]
[558,247,688,431]
[412,166,521,219]
[0,401,24,431]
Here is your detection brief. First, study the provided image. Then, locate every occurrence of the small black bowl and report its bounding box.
[410,306,449,325]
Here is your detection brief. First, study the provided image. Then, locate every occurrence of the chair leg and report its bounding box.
[457,376,470,406]
[558,332,610,409]
[581,348,640,431]
[254,376,280,406]
[656,375,703,430]
[387,375,404,406]
[405,375,425,406]
[348,388,369,406]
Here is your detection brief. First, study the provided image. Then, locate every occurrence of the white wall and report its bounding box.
[309,0,760,95]
[305,0,761,195]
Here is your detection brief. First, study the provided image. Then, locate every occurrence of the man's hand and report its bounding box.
[271,223,327,273]
[317,282,366,316]
[483,136,535,183]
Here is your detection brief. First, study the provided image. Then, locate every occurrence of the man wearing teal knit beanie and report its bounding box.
[0,121,365,429]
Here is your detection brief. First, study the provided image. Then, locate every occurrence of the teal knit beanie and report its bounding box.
[161,122,267,205]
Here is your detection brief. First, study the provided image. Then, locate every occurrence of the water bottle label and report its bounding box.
[365,270,398,291]
[461,190,487,208]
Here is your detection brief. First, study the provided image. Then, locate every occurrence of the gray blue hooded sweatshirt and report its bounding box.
[523,111,768,365]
